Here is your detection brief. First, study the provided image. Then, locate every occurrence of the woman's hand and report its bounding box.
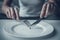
[40,0,56,18]
[2,6,19,20]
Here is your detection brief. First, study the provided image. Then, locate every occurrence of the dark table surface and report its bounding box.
[0,13,60,20]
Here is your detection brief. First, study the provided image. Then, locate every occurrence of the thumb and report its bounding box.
[13,6,19,20]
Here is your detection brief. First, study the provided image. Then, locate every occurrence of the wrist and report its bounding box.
[45,0,55,3]
[48,0,55,3]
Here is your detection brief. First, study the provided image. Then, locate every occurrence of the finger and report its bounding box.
[4,8,9,18]
[9,8,12,18]
[50,4,54,14]
[49,4,55,15]
[6,8,11,18]
[6,11,10,18]
[51,4,54,14]
[14,7,19,20]
[10,7,15,19]
[53,5,55,13]
[40,3,47,18]
[44,3,50,18]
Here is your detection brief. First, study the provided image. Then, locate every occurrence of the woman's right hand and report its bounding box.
[2,6,19,20]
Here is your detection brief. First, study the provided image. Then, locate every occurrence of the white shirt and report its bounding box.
[19,0,45,17]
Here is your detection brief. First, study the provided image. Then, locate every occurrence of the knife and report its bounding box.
[31,18,45,25]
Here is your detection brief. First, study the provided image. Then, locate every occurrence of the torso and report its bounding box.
[19,0,45,17]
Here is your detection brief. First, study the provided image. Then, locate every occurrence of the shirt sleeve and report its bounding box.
[55,0,60,7]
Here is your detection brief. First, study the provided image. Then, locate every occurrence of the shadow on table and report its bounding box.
[0,13,60,20]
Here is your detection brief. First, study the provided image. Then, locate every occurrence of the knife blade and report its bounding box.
[31,18,44,25]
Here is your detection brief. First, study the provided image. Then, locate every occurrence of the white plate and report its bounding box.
[3,21,54,38]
